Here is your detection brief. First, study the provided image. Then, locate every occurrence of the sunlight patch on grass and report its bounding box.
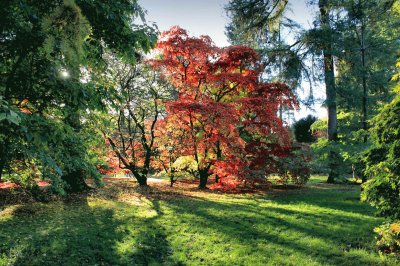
[0,176,398,265]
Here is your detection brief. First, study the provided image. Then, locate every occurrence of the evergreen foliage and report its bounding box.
[293,115,317,143]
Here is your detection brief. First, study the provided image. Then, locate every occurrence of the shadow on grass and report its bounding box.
[0,182,391,265]
[133,187,185,265]
[155,186,385,265]
[0,192,184,265]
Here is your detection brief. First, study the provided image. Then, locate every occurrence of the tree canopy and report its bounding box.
[0,0,157,193]
[151,26,299,189]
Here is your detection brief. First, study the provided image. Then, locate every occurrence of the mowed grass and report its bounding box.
[0,176,398,266]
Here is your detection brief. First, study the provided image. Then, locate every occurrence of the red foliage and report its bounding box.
[149,26,298,190]
[97,142,130,176]
[0,180,50,190]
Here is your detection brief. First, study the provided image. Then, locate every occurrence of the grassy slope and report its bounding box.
[0,176,398,266]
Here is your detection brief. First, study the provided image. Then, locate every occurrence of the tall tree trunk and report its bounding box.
[198,170,209,189]
[360,20,368,143]
[319,0,338,183]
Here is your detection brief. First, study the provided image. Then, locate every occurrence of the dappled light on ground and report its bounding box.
[0,177,398,265]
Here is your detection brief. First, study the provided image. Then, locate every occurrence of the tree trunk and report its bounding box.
[215,141,222,184]
[0,161,4,182]
[132,171,147,186]
[0,153,6,182]
[319,0,338,183]
[170,173,175,187]
[360,21,368,143]
[327,151,338,183]
[319,0,338,142]
[62,170,91,193]
[62,110,91,192]
[0,140,9,183]
[137,176,148,186]
[326,174,335,183]
[198,170,209,189]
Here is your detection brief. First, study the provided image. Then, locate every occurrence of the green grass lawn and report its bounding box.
[0,176,398,266]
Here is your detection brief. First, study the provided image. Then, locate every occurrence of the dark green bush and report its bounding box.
[293,115,317,143]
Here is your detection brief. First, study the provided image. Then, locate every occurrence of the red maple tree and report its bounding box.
[151,26,298,189]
